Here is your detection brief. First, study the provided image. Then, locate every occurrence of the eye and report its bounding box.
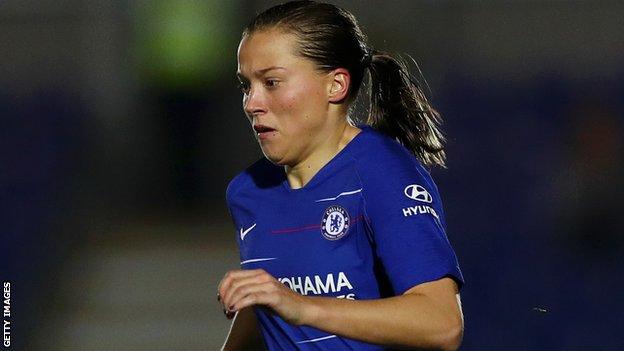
[237,81,250,94]
[264,79,280,89]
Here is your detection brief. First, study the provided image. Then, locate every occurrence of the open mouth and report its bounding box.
[253,124,276,133]
[253,124,277,141]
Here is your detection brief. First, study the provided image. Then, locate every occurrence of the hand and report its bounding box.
[217,269,313,326]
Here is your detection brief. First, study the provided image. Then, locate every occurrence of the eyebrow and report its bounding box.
[237,66,287,80]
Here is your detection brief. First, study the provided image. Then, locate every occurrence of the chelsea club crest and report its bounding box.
[321,205,350,240]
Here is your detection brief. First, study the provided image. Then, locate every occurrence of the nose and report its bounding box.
[243,86,266,118]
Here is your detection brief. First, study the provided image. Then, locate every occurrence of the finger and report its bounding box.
[229,281,278,312]
[224,308,236,320]
[218,269,265,303]
[222,272,272,309]
[218,269,261,293]
[232,288,278,312]
[232,293,262,312]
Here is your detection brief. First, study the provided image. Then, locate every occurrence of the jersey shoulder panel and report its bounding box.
[352,127,436,191]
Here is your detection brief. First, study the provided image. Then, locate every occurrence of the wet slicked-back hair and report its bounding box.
[244,0,446,168]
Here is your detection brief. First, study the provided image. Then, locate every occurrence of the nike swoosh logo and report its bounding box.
[240,223,257,241]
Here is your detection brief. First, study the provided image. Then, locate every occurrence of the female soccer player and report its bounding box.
[218,1,464,350]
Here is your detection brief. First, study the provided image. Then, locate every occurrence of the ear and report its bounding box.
[327,68,351,103]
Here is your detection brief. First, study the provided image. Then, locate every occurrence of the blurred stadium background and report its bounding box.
[2,0,623,350]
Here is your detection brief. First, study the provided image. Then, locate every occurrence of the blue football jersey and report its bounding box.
[225,124,464,350]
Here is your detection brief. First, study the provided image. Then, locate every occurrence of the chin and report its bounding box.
[261,148,287,166]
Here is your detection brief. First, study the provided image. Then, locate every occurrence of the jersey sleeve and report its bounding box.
[359,152,464,295]
[225,172,248,249]
[225,175,241,227]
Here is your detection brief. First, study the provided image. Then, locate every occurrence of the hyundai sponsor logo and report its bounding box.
[404,184,433,203]
[402,205,439,219]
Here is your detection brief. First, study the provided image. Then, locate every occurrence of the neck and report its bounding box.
[284,122,361,189]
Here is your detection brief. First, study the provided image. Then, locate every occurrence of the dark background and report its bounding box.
[2,0,623,350]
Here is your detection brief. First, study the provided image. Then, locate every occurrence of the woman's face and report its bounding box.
[237,28,334,166]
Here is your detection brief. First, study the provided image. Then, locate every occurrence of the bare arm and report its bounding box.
[303,277,463,350]
[221,307,264,351]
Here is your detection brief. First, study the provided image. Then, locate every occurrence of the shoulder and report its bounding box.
[349,125,443,219]
[225,157,283,204]
[352,125,435,190]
